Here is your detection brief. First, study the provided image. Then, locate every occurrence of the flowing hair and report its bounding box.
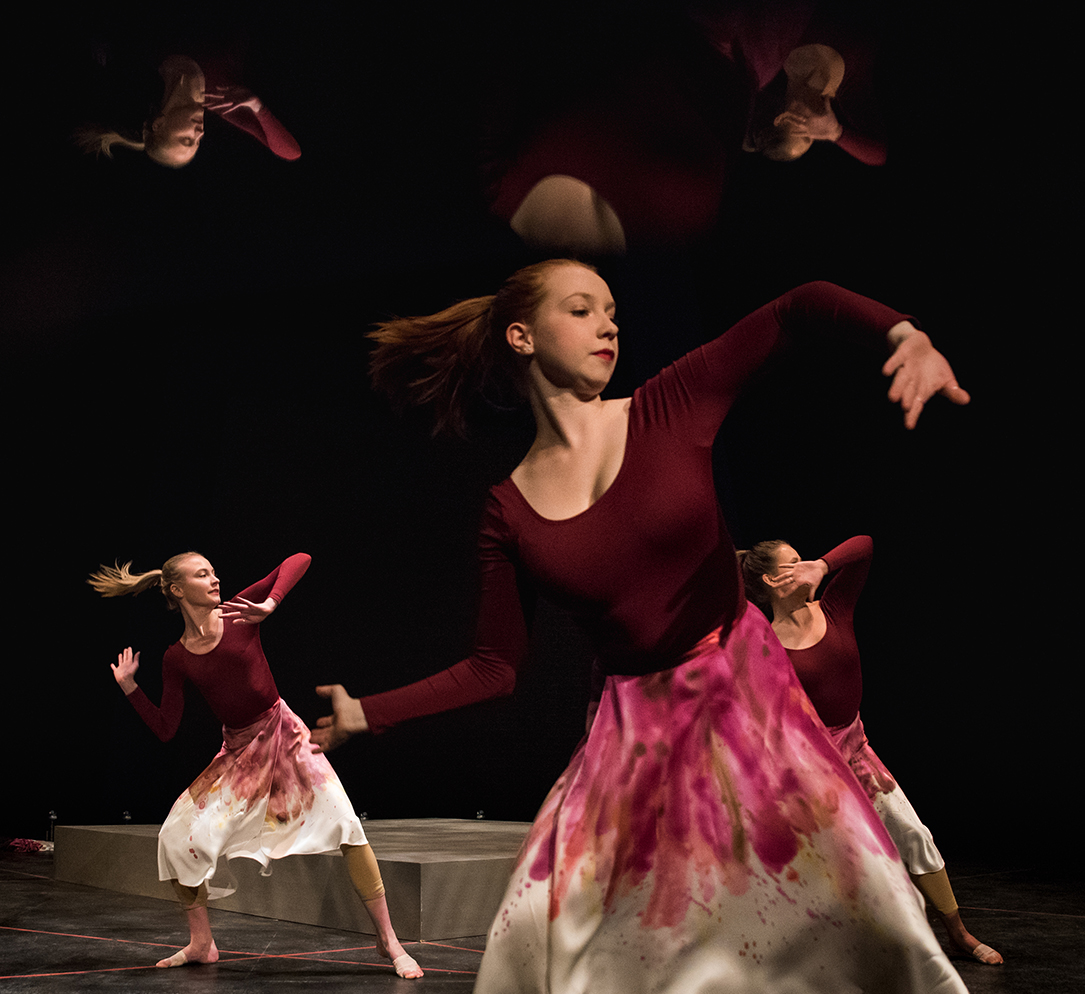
[736,540,787,611]
[368,259,594,437]
[87,552,202,611]
[73,124,148,159]
[73,124,186,169]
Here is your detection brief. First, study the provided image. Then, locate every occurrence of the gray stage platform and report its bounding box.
[54,818,531,941]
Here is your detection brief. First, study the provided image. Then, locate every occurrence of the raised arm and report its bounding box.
[115,647,186,742]
[769,535,874,602]
[203,83,301,160]
[834,125,888,166]
[653,282,967,442]
[311,509,528,752]
[817,535,873,618]
[220,553,312,625]
[771,99,888,166]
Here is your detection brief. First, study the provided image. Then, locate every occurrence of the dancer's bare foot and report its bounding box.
[155,939,219,968]
[967,942,1003,965]
[940,911,1003,965]
[376,937,423,978]
[392,953,424,978]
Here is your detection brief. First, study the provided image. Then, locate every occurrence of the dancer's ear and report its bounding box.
[506,322,534,356]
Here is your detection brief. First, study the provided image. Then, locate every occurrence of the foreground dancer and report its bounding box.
[313,261,970,992]
[740,535,1003,966]
[89,552,421,978]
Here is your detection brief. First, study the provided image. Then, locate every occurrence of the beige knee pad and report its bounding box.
[170,879,209,909]
[343,843,385,902]
[911,867,958,917]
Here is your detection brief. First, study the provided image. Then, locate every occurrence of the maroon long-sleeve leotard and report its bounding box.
[360,285,910,734]
[784,535,872,728]
[125,554,311,740]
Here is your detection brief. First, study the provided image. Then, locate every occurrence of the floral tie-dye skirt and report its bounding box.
[157,698,367,897]
[475,606,967,994]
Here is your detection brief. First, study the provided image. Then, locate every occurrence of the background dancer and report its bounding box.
[740,534,1003,965]
[89,552,421,978]
[75,52,300,166]
[310,259,970,992]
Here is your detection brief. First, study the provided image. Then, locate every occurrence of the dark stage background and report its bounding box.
[4,5,1066,866]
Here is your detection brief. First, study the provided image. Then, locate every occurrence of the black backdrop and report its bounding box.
[3,4,1067,867]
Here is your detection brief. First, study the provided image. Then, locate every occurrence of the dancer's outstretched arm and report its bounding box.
[113,646,186,741]
[311,684,369,753]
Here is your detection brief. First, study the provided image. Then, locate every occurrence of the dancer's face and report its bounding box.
[171,555,221,609]
[507,265,618,398]
[769,544,816,600]
[149,105,205,167]
[773,545,800,573]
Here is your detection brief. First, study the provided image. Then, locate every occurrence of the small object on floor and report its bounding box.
[392,953,424,978]
[2,839,52,852]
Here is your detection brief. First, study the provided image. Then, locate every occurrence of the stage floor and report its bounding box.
[52,819,532,941]
[3,846,1083,992]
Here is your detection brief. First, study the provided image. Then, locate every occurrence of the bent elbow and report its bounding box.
[494,670,517,699]
[471,652,520,701]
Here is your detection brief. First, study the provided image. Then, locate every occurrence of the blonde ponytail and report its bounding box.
[88,552,202,611]
[73,124,147,159]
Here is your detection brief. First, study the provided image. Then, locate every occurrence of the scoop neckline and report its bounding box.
[503,396,635,523]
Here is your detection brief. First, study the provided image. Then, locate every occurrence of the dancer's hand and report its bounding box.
[220,596,277,624]
[883,323,971,429]
[204,85,262,114]
[800,94,843,141]
[112,647,139,694]
[311,685,369,753]
[767,560,827,599]
[774,98,842,142]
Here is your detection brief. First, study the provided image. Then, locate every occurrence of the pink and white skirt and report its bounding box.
[475,606,966,994]
[157,699,366,897]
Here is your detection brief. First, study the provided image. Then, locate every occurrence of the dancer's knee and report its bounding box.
[911,868,958,917]
[170,880,209,909]
[343,843,386,902]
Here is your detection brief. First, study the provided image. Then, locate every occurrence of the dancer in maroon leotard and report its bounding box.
[75,53,300,167]
[89,552,421,977]
[486,5,887,255]
[739,535,1003,966]
[309,260,972,993]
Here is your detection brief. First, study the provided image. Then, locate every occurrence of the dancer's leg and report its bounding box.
[911,868,1003,965]
[873,783,1003,965]
[157,882,219,968]
[342,844,423,978]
